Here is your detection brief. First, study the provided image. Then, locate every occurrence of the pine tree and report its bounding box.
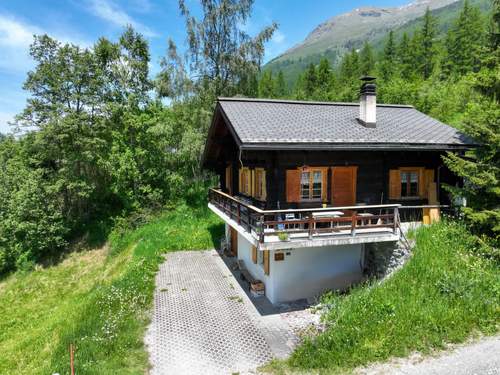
[444,0,486,76]
[275,70,287,98]
[443,0,500,239]
[315,58,334,99]
[420,7,437,79]
[359,41,375,76]
[398,32,413,79]
[380,31,397,80]
[338,49,360,101]
[258,70,275,98]
[303,63,318,98]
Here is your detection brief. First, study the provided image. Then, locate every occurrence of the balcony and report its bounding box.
[208,188,402,250]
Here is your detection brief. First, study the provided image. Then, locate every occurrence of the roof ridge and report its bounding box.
[217,97,414,108]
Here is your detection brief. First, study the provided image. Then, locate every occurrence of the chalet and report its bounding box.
[202,77,474,304]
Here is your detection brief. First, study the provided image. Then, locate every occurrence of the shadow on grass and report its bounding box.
[208,223,225,249]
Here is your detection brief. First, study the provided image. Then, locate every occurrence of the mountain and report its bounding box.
[264,0,491,86]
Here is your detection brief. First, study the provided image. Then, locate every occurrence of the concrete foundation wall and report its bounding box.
[269,244,364,303]
[228,224,364,304]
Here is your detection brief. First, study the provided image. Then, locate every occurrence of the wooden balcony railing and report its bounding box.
[208,188,401,244]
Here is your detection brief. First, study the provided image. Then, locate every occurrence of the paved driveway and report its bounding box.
[145,250,297,375]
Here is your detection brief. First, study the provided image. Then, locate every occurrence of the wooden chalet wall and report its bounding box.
[217,149,458,210]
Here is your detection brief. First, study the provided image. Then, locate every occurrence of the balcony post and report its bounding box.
[393,207,399,235]
[259,214,265,244]
[308,213,314,239]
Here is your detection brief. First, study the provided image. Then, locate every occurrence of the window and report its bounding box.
[300,168,323,200]
[401,170,419,197]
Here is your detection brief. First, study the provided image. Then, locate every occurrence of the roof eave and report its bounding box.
[201,101,244,170]
[239,142,476,151]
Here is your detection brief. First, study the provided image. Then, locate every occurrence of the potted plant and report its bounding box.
[278,231,289,241]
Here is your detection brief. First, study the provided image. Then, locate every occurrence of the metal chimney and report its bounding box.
[358,76,376,128]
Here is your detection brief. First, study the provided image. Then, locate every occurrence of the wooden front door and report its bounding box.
[331,166,357,206]
[230,227,238,257]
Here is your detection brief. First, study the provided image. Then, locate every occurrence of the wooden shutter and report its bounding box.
[321,167,328,201]
[286,169,301,203]
[418,167,426,198]
[253,169,257,197]
[230,227,238,257]
[261,169,267,200]
[254,168,267,201]
[331,167,357,206]
[389,169,401,199]
[424,169,435,199]
[251,245,257,263]
[263,250,270,275]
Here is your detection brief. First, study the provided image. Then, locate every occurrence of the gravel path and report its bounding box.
[358,335,500,375]
[145,250,298,375]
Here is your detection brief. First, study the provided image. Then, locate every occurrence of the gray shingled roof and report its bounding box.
[217,98,474,150]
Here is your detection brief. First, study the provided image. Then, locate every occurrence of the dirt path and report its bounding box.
[357,335,500,375]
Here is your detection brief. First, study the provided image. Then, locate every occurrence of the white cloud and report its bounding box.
[0,111,16,134]
[0,15,40,72]
[272,30,285,44]
[0,15,42,48]
[0,14,90,73]
[88,0,157,37]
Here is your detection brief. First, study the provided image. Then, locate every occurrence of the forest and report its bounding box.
[0,0,498,275]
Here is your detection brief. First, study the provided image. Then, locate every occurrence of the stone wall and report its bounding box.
[363,239,413,279]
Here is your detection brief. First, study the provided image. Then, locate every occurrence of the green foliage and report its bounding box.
[444,0,486,76]
[258,70,275,98]
[359,42,375,76]
[269,222,499,372]
[0,204,223,374]
[157,0,277,99]
[380,31,397,80]
[0,137,68,273]
[443,0,500,240]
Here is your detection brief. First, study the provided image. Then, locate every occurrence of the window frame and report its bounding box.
[300,167,324,202]
[399,167,420,199]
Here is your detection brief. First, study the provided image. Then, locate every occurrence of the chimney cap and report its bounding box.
[360,75,376,82]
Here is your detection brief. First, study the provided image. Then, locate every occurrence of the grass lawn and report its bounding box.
[267,221,499,374]
[0,204,223,375]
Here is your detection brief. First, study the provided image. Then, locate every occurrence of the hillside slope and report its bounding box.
[265,0,490,86]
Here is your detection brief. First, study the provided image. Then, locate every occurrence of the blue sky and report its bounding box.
[0,0,410,133]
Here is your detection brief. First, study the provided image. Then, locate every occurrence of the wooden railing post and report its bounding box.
[351,214,357,236]
[259,214,265,243]
[308,213,314,239]
[393,207,399,235]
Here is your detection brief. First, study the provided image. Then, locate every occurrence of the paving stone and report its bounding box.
[145,250,297,375]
